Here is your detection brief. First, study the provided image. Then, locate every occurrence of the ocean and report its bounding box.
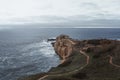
[0,28,120,80]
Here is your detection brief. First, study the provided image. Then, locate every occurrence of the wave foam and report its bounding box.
[39,40,56,57]
[22,40,56,57]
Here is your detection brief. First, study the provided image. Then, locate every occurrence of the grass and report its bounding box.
[18,73,47,80]
[18,39,120,80]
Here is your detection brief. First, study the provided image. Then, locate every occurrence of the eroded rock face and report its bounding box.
[19,35,120,80]
[53,35,76,62]
[53,35,118,64]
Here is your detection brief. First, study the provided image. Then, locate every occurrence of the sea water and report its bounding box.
[0,28,120,80]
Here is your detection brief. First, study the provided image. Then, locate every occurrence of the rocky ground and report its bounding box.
[19,35,120,80]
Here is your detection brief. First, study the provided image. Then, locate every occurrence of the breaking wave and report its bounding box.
[0,39,60,80]
[22,40,56,57]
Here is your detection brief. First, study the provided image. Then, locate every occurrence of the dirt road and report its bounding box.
[108,55,120,67]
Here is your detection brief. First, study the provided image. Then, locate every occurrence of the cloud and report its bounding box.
[0,0,120,25]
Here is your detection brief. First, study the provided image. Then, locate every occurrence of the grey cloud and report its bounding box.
[25,15,120,28]
[80,2,100,10]
[7,15,120,27]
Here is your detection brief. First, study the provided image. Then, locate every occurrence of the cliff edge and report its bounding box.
[19,35,120,80]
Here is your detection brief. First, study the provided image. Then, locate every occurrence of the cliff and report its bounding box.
[19,35,120,80]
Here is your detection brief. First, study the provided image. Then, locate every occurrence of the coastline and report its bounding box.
[19,35,120,80]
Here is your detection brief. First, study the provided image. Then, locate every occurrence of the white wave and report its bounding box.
[21,42,42,51]
[22,40,56,57]
[39,40,55,57]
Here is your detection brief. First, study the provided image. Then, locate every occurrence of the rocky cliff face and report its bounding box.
[53,35,77,63]
[53,35,119,64]
[19,35,120,80]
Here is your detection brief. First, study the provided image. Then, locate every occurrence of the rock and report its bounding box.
[47,39,56,42]
[53,35,76,63]
[18,35,120,80]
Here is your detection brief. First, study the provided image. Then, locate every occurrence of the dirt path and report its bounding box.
[80,50,90,65]
[38,65,87,80]
[38,50,89,80]
[108,55,120,67]
[38,75,48,80]
[38,51,120,80]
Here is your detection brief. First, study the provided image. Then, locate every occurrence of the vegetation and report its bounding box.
[19,39,120,80]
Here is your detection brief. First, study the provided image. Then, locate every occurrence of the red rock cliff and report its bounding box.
[53,35,77,63]
[53,35,118,64]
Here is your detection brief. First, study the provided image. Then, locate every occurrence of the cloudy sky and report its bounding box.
[0,0,120,27]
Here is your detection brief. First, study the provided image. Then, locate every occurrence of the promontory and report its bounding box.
[19,35,120,80]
